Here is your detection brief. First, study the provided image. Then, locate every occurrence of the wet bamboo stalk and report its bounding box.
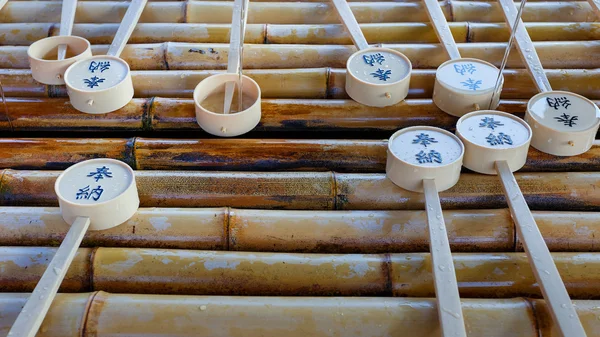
[0,170,597,210]
[0,207,598,253]
[0,138,597,173]
[1,248,600,298]
[4,22,600,46]
[3,42,600,70]
[0,98,596,133]
[2,68,600,100]
[0,2,595,24]
[0,293,543,337]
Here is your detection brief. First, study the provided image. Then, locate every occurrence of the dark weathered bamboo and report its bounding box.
[0,137,597,172]
[0,2,594,23]
[0,170,597,210]
[4,23,600,46]
[0,207,598,253]
[2,248,600,298]
[334,172,600,211]
[0,98,593,134]
[3,42,600,70]
[0,207,228,250]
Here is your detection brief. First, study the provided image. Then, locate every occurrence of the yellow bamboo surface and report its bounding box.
[1,68,600,100]
[3,22,600,46]
[0,2,598,23]
[2,42,600,70]
[0,170,598,210]
[1,207,598,253]
[1,248,600,298]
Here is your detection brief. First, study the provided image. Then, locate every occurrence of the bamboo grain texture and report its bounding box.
[0,207,597,253]
[4,292,600,337]
[0,138,597,172]
[1,2,599,23]
[0,98,598,134]
[0,169,597,210]
[1,248,600,298]
[4,23,600,46]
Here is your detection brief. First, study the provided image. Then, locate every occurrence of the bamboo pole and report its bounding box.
[0,97,596,133]
[3,67,600,99]
[0,170,597,210]
[0,247,92,293]
[0,137,596,172]
[0,293,543,337]
[0,1,595,24]
[4,23,600,46]
[3,42,600,70]
[0,207,598,253]
[2,248,600,298]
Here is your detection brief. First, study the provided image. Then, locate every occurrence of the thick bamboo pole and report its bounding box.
[2,68,600,99]
[0,207,598,253]
[0,137,597,172]
[2,248,600,298]
[0,293,542,337]
[0,2,595,24]
[0,207,228,250]
[0,247,92,293]
[0,293,89,337]
[0,170,598,210]
[0,98,595,133]
[4,23,600,46]
[3,42,600,70]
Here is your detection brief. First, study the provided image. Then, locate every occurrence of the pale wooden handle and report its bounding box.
[0,0,8,11]
[497,0,551,93]
[58,0,78,60]
[588,0,600,20]
[495,161,587,337]
[422,0,460,60]
[330,0,369,50]
[7,216,90,337]
[107,0,148,57]
[223,0,250,114]
[423,179,467,337]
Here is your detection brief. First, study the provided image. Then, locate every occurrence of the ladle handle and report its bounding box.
[423,179,467,337]
[7,216,90,337]
[495,161,587,337]
[588,0,600,20]
[223,0,250,115]
[422,0,460,60]
[497,0,552,93]
[330,0,369,50]
[58,0,78,60]
[107,0,148,57]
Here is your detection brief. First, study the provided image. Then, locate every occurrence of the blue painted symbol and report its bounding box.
[87,166,113,182]
[83,76,105,88]
[485,133,513,146]
[362,53,385,66]
[412,133,438,147]
[75,185,104,201]
[453,63,476,75]
[479,117,504,130]
[370,68,392,81]
[460,78,482,91]
[554,113,578,127]
[546,97,571,110]
[416,150,442,164]
[88,61,111,73]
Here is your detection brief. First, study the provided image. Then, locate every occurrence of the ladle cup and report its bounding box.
[423,0,503,116]
[7,158,139,337]
[456,110,587,337]
[387,126,467,337]
[63,0,148,114]
[499,0,600,157]
[194,0,261,137]
[27,0,92,85]
[331,0,412,107]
